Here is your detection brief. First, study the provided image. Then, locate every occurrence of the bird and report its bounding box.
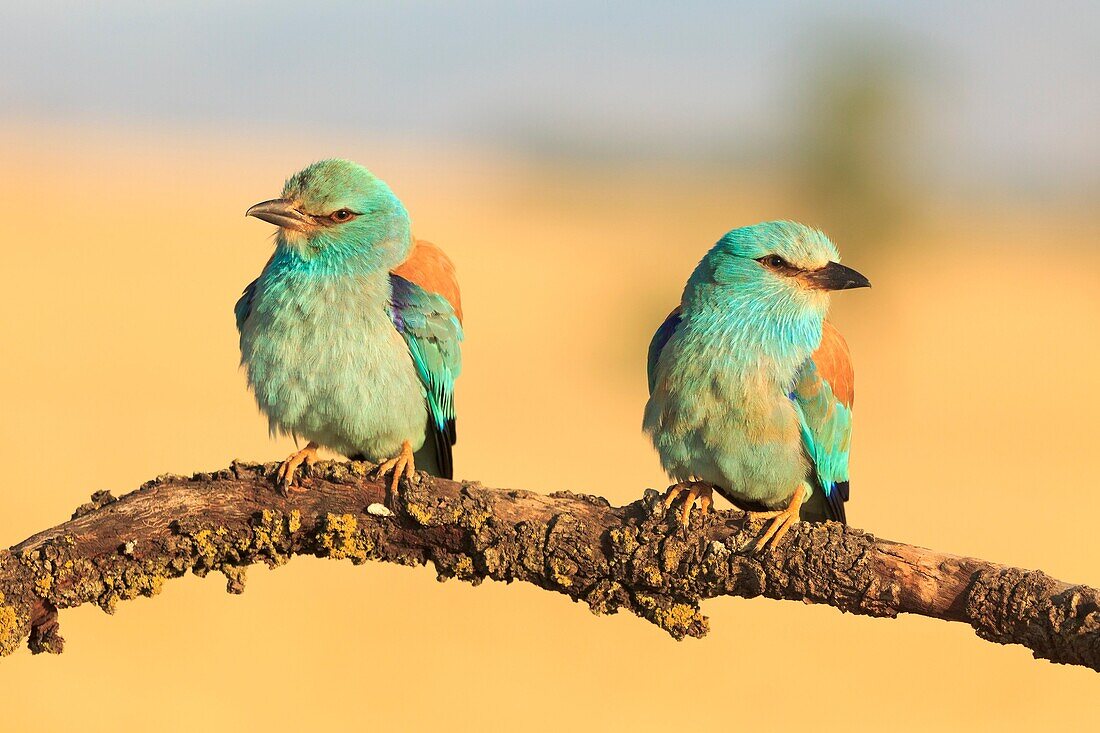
[643,221,868,550]
[235,159,463,495]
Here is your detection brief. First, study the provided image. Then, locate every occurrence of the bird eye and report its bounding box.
[759,255,788,269]
[331,209,355,222]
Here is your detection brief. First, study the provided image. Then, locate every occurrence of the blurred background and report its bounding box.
[1,1,1097,730]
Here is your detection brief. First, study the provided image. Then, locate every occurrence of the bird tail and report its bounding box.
[800,481,847,524]
[413,424,454,480]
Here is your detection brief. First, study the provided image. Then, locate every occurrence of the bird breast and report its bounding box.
[645,335,810,507]
[239,272,428,460]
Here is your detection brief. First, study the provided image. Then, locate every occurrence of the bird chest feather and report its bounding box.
[645,323,811,507]
[240,270,427,460]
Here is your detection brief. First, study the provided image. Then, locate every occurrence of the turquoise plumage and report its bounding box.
[643,221,868,549]
[236,159,462,492]
[389,273,461,477]
[790,341,853,523]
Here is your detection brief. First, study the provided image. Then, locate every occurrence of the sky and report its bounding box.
[1,1,1097,191]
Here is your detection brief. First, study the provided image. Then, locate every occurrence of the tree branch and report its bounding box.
[1,462,1096,670]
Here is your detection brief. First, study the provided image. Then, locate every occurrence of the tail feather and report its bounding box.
[800,481,848,524]
[415,420,454,480]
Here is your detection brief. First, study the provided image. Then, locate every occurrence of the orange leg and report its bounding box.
[662,481,715,528]
[751,484,807,551]
[276,442,319,494]
[373,440,416,496]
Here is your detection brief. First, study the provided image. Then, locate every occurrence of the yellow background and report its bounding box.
[0,123,1097,730]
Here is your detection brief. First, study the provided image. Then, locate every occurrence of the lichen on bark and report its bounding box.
[0,461,1096,671]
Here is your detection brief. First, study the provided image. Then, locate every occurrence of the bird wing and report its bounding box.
[790,320,854,524]
[647,306,683,394]
[393,239,463,324]
[234,279,258,334]
[235,254,275,334]
[389,271,463,479]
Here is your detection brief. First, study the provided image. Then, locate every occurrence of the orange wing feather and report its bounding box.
[811,320,854,407]
[392,239,463,324]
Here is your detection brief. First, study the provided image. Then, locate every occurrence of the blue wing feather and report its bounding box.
[389,274,463,478]
[235,278,258,335]
[647,307,682,394]
[790,357,852,523]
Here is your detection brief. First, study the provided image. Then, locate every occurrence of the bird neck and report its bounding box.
[680,285,825,386]
[262,234,400,311]
[273,212,412,277]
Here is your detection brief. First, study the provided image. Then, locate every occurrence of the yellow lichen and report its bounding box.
[655,602,704,632]
[35,576,52,595]
[249,511,276,549]
[192,529,216,559]
[318,514,371,563]
[452,556,475,579]
[548,557,575,587]
[0,593,21,656]
[145,572,166,597]
[634,593,707,637]
[642,565,663,586]
[248,510,300,567]
[661,543,684,570]
[404,502,434,526]
[609,527,639,555]
[100,594,119,614]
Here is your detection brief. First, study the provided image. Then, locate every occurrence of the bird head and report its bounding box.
[246,159,411,270]
[699,221,870,320]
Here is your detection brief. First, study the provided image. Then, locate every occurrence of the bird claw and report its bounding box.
[373,440,416,498]
[276,442,319,495]
[661,481,714,529]
[751,484,807,552]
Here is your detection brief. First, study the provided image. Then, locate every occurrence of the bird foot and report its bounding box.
[373,440,416,497]
[276,442,319,495]
[751,484,807,551]
[661,481,714,528]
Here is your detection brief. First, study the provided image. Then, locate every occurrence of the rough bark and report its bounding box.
[0,461,1096,670]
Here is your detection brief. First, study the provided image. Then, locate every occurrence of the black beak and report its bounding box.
[245,198,316,232]
[803,261,871,291]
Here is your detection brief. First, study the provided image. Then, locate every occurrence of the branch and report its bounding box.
[1,462,1097,670]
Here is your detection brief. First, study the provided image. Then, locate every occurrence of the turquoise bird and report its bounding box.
[236,159,463,494]
[643,221,869,550]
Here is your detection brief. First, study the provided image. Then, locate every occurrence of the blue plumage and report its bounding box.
[237,159,462,492]
[644,221,868,548]
[789,351,852,523]
[389,273,462,477]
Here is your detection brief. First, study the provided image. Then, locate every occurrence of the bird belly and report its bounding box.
[645,369,808,508]
[240,285,428,461]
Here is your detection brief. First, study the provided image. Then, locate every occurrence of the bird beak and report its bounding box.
[802,261,871,291]
[245,199,316,232]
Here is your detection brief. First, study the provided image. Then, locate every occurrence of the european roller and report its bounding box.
[236,159,463,494]
[643,221,869,550]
